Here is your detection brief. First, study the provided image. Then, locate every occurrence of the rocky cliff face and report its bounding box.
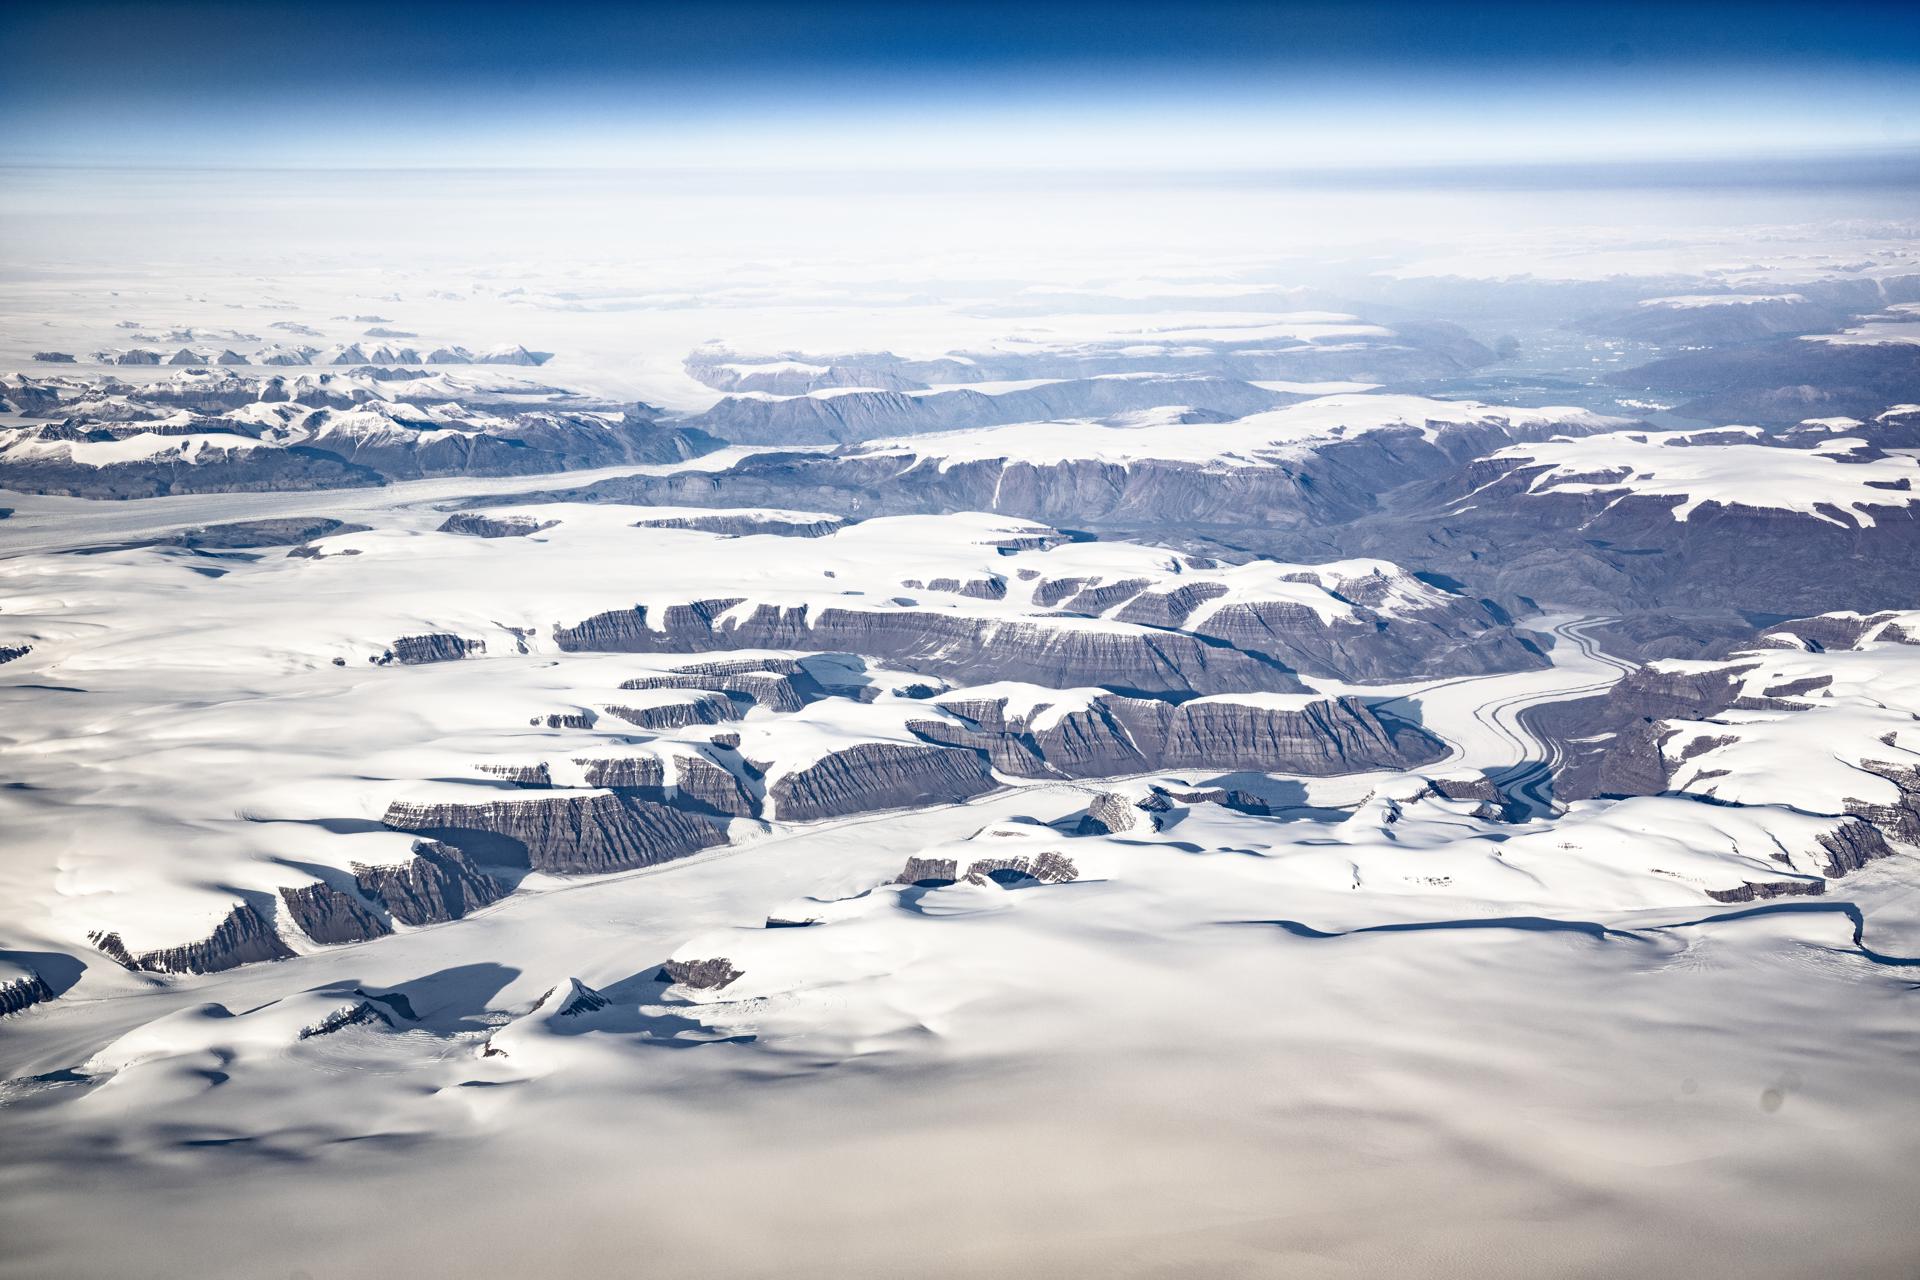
[387,633,485,665]
[354,841,509,926]
[280,882,391,945]
[768,742,999,822]
[1535,663,1759,802]
[1076,791,1138,835]
[574,752,762,819]
[90,902,293,975]
[679,376,1303,445]
[918,691,1441,780]
[632,512,849,538]
[554,601,1303,697]
[659,957,743,989]
[438,512,561,538]
[382,792,724,875]
[0,969,56,1017]
[1846,759,1920,846]
[605,692,740,730]
[621,661,826,714]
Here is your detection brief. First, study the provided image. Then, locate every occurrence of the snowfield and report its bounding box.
[4,213,1920,1280]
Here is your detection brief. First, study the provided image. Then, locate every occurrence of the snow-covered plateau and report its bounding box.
[4,215,1920,1279]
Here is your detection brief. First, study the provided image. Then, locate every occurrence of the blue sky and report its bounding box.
[3,1,1917,170]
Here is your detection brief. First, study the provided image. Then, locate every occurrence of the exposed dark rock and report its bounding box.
[894,856,960,887]
[578,756,665,789]
[1816,819,1895,878]
[771,741,998,822]
[1846,759,1920,846]
[479,762,553,787]
[298,999,394,1039]
[605,692,739,730]
[675,755,761,818]
[537,977,610,1017]
[1704,878,1826,904]
[0,970,56,1017]
[279,881,392,945]
[89,902,293,975]
[0,645,30,665]
[620,659,826,714]
[962,851,1079,886]
[387,633,485,665]
[555,601,1303,696]
[382,792,724,875]
[678,376,1305,445]
[658,957,742,990]
[352,841,509,926]
[1076,791,1137,835]
[437,513,561,538]
[633,512,849,538]
[919,691,1441,780]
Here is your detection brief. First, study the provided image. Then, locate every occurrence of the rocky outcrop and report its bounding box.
[658,957,742,990]
[298,999,395,1039]
[279,882,391,945]
[1846,759,1920,846]
[0,645,29,665]
[90,902,293,975]
[605,692,739,730]
[437,513,561,538]
[575,753,761,818]
[353,841,509,926]
[892,851,1079,886]
[675,756,761,818]
[386,633,485,665]
[961,851,1079,886]
[1705,878,1826,904]
[554,602,1302,696]
[1538,663,1757,802]
[770,742,998,821]
[1148,783,1272,815]
[479,762,553,787]
[620,659,826,714]
[1076,791,1137,835]
[918,692,1441,780]
[633,513,849,538]
[382,792,724,875]
[0,969,56,1017]
[679,376,1302,446]
[894,856,961,886]
[1816,820,1894,878]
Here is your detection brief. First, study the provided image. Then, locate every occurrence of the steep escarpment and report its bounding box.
[916,690,1441,779]
[279,881,391,945]
[355,841,510,926]
[768,742,998,821]
[386,633,485,665]
[679,376,1303,445]
[0,967,57,1017]
[1536,661,1761,802]
[554,602,1303,696]
[90,902,294,975]
[382,791,724,874]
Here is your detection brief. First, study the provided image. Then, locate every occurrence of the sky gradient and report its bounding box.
[3,1,1918,170]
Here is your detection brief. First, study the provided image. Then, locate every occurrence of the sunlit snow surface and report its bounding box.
[3,201,1920,1280]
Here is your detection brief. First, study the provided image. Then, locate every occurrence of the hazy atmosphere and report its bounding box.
[3,4,1919,1278]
